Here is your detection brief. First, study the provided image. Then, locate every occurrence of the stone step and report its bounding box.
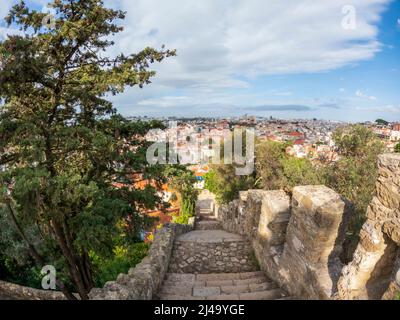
[157,288,287,300]
[168,230,259,274]
[195,220,222,230]
[198,212,215,216]
[162,272,276,295]
[238,289,286,300]
[198,215,217,222]
[165,271,265,282]
[160,281,278,295]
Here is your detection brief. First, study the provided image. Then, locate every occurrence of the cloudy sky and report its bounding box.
[1,0,400,121]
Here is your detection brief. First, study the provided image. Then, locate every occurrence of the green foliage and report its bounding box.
[204,131,256,204]
[0,0,175,299]
[280,157,322,189]
[395,143,400,153]
[172,198,196,225]
[90,243,149,288]
[165,165,198,219]
[325,125,385,234]
[181,198,195,216]
[255,140,322,192]
[332,125,384,158]
[172,212,193,225]
[205,139,321,204]
[204,165,255,204]
[375,119,389,126]
[255,140,287,190]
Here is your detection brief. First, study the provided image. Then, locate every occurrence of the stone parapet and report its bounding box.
[0,281,67,300]
[337,154,400,300]
[279,186,349,299]
[216,186,350,300]
[89,222,194,300]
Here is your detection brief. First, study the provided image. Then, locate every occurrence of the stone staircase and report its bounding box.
[157,272,288,300]
[156,208,290,300]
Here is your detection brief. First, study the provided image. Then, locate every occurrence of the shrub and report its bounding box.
[91,243,149,287]
[172,212,193,225]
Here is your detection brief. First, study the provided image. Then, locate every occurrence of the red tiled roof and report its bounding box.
[294,139,305,145]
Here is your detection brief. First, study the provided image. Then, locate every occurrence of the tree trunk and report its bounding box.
[5,203,77,300]
[62,219,94,290]
[51,219,90,300]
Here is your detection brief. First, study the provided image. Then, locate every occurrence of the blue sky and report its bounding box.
[1,0,399,121]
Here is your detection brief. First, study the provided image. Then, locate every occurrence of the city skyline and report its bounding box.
[1,0,399,121]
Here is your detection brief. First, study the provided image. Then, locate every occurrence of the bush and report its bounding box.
[325,125,384,234]
[91,243,149,287]
[204,165,255,204]
[172,212,194,225]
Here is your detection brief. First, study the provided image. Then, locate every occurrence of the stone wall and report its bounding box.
[0,280,67,300]
[1,220,194,301]
[213,153,400,300]
[89,221,194,300]
[168,230,257,274]
[337,154,400,300]
[278,186,350,299]
[215,187,350,300]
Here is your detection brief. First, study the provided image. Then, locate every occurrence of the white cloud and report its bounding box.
[138,96,190,107]
[339,88,346,93]
[359,105,400,113]
[104,0,390,109]
[111,0,388,76]
[1,0,394,119]
[356,90,377,100]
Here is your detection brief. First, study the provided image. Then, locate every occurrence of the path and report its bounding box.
[156,196,290,300]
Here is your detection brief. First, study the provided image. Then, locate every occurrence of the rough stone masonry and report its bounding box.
[2,154,399,300]
[337,153,400,300]
[214,154,400,300]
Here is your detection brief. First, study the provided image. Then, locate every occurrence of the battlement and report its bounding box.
[212,153,400,300]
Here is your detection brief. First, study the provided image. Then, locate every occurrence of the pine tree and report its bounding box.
[0,0,175,299]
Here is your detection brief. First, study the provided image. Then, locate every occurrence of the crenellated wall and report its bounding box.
[215,186,350,299]
[213,154,400,300]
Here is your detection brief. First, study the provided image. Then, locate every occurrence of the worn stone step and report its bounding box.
[161,280,277,292]
[157,294,205,300]
[157,289,287,300]
[165,272,267,282]
[239,289,286,300]
[200,218,217,221]
[233,276,266,286]
[165,273,196,282]
[239,271,266,279]
[195,220,222,230]
[175,230,244,243]
[206,294,240,300]
[168,231,258,274]
[159,285,193,295]
[198,211,216,217]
